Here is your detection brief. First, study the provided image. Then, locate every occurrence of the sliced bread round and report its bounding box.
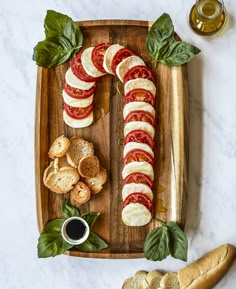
[44,167,79,194]
[83,167,107,194]
[66,136,94,168]
[48,135,70,159]
[70,181,91,206]
[78,155,100,178]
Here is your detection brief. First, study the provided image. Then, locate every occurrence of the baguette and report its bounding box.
[178,243,236,289]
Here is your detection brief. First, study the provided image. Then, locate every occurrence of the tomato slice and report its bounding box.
[124,88,155,107]
[123,172,153,189]
[64,82,95,99]
[92,43,111,73]
[71,51,99,82]
[124,130,155,149]
[124,110,155,126]
[124,149,155,166]
[111,48,135,74]
[123,192,152,212]
[124,65,155,84]
[64,102,94,119]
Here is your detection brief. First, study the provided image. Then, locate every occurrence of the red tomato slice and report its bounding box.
[64,82,95,99]
[123,172,153,189]
[123,192,152,212]
[71,51,99,82]
[124,65,155,84]
[111,48,135,74]
[92,43,111,73]
[124,110,155,126]
[124,130,155,150]
[64,102,93,119]
[124,88,155,107]
[124,149,155,166]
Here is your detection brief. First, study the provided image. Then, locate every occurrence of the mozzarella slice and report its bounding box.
[116,55,145,82]
[122,203,152,226]
[65,68,95,90]
[123,142,154,158]
[123,101,156,120]
[81,47,106,78]
[62,90,93,108]
[103,44,124,74]
[124,121,155,139]
[122,183,153,201]
[122,161,154,181]
[63,110,93,128]
[124,78,156,97]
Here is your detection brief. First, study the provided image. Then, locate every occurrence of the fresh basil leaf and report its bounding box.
[160,41,201,66]
[144,226,170,261]
[62,200,80,219]
[33,36,78,68]
[81,212,100,228]
[165,222,188,261]
[44,10,83,48]
[146,13,175,59]
[74,232,108,252]
[37,219,72,258]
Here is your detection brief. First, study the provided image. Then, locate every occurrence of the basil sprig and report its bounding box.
[37,200,108,258]
[33,10,83,68]
[146,13,200,66]
[144,219,188,262]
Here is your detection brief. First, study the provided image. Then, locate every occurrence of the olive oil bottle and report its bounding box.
[189,0,227,36]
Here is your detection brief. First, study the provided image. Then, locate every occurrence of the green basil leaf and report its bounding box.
[62,200,80,219]
[33,36,79,68]
[146,13,175,59]
[37,219,72,258]
[144,226,170,261]
[44,10,83,48]
[165,222,188,261]
[160,41,201,66]
[74,232,108,252]
[81,212,100,228]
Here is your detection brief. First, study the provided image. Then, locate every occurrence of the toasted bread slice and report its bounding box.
[70,181,91,206]
[66,136,94,168]
[44,167,79,194]
[43,161,55,186]
[78,155,100,178]
[83,167,107,194]
[48,135,70,159]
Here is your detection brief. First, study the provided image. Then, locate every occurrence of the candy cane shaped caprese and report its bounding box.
[62,43,156,226]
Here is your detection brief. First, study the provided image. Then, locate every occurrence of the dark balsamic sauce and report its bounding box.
[65,219,86,240]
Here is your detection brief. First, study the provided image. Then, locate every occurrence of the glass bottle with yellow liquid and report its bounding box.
[189,0,227,36]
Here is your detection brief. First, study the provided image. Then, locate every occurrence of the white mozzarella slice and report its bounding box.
[65,68,95,90]
[123,101,156,120]
[116,55,145,82]
[122,161,154,181]
[81,47,106,78]
[63,110,93,128]
[62,90,93,108]
[123,142,154,158]
[122,203,152,226]
[122,183,153,201]
[103,44,124,74]
[124,78,156,97]
[124,121,155,139]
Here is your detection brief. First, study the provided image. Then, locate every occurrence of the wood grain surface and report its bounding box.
[35,20,189,258]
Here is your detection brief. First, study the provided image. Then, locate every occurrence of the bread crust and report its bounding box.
[48,135,70,159]
[178,243,236,289]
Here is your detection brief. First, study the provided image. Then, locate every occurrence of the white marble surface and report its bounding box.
[0,0,236,288]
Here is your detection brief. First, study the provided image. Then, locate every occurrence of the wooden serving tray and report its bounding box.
[35,20,189,258]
